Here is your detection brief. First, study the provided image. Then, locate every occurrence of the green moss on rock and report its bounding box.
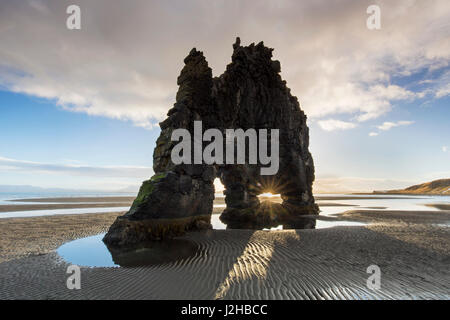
[151,172,167,182]
[129,173,168,211]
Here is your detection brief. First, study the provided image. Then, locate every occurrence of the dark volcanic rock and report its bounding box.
[213,38,317,220]
[104,39,318,246]
[103,49,216,246]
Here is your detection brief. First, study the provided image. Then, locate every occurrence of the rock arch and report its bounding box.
[104,38,318,246]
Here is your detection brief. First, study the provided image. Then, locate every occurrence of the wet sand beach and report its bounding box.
[8,196,135,203]
[0,196,449,299]
[0,212,123,263]
[0,196,134,213]
[0,203,132,213]
[424,203,450,211]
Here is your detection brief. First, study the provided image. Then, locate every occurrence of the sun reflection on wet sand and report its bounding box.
[214,231,300,299]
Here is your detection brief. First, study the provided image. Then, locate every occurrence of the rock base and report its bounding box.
[102,215,211,246]
[220,201,319,230]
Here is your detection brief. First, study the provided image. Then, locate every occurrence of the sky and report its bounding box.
[0,0,449,193]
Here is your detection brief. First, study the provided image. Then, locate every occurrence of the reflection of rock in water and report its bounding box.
[220,201,316,230]
[282,217,316,230]
[105,239,199,268]
[223,217,316,230]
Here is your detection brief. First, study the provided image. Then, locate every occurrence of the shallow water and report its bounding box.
[316,194,450,216]
[0,192,134,205]
[0,207,130,218]
[57,233,200,268]
[58,216,366,267]
[56,194,450,268]
[1,193,448,219]
[0,192,134,218]
[210,213,366,230]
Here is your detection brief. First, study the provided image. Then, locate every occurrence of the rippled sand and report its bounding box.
[0,204,449,299]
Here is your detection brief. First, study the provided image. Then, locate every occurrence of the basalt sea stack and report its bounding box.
[103,38,318,246]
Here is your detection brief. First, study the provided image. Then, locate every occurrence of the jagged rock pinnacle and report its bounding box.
[104,39,318,246]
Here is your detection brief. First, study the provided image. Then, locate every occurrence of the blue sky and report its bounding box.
[310,96,450,184]
[0,0,449,192]
[0,90,157,190]
[1,87,448,192]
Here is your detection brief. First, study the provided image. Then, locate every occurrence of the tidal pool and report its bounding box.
[57,233,200,268]
[58,194,448,267]
[58,218,365,267]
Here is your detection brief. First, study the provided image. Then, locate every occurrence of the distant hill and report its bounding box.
[374,179,450,195]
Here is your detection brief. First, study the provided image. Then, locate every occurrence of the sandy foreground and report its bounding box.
[0,198,449,300]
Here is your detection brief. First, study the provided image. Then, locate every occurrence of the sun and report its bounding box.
[258,192,280,198]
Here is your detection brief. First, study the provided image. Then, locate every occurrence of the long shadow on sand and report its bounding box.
[218,226,450,300]
[1,220,448,299]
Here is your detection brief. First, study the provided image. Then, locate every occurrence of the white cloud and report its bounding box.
[0,156,153,178]
[436,84,450,98]
[317,119,357,131]
[369,132,378,137]
[443,146,448,152]
[0,1,449,127]
[377,120,414,131]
